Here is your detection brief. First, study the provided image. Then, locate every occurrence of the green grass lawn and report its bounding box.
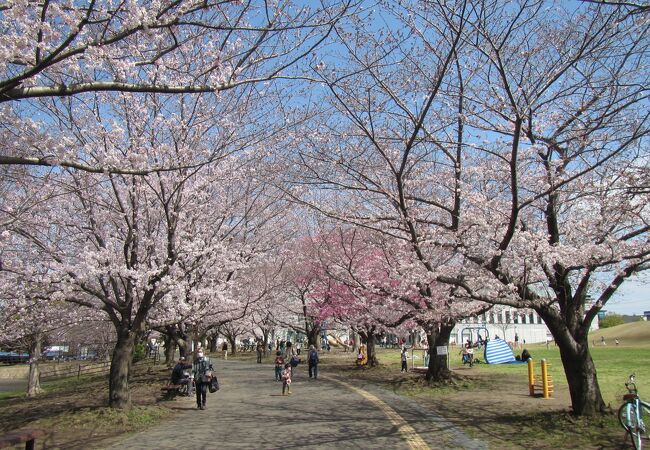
[351,340,649,449]
[371,324,650,408]
[527,344,650,406]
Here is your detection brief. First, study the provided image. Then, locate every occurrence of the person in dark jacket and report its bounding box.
[193,350,213,410]
[171,357,192,385]
[256,342,263,363]
[308,345,319,379]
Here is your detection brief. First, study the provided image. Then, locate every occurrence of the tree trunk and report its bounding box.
[558,344,605,415]
[262,329,270,356]
[163,335,175,365]
[177,338,190,358]
[27,334,43,397]
[358,328,379,367]
[228,336,237,355]
[352,333,360,354]
[209,334,218,353]
[160,325,189,361]
[541,311,606,416]
[305,323,321,348]
[365,332,379,367]
[425,321,454,382]
[109,327,136,409]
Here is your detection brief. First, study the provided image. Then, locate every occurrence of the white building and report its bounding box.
[451,308,551,345]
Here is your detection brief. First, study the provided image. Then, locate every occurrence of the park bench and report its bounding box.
[0,428,47,450]
[161,383,183,399]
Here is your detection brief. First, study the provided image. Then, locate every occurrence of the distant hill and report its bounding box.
[591,321,650,347]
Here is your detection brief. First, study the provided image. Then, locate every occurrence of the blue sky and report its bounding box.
[605,273,649,316]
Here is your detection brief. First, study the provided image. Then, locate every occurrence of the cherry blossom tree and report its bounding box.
[0,0,355,407]
[0,230,106,396]
[0,0,355,173]
[1,85,281,407]
[245,260,290,356]
[309,229,416,367]
[147,163,299,361]
[291,0,649,415]
[450,1,650,415]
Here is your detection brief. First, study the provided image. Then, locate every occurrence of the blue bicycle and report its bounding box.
[619,374,650,449]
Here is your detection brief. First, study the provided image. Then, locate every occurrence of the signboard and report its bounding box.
[436,345,448,355]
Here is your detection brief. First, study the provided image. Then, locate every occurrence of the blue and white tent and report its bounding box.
[484,338,516,364]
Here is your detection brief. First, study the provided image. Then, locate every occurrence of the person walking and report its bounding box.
[284,341,295,360]
[193,350,214,410]
[256,342,263,363]
[222,342,228,360]
[307,345,319,379]
[400,347,408,372]
[274,351,285,381]
[281,363,292,396]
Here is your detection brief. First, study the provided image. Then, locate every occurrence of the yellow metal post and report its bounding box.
[527,358,535,396]
[541,359,551,399]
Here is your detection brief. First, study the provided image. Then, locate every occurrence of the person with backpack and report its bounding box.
[289,352,300,377]
[307,345,319,379]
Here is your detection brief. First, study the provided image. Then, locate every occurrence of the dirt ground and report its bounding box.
[325,356,626,450]
[0,365,172,449]
[0,353,628,449]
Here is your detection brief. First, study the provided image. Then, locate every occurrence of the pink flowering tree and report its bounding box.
[310,226,488,378]
[270,233,334,349]
[308,229,416,366]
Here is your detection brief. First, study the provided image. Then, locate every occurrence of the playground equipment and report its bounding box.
[527,358,553,399]
[459,326,489,347]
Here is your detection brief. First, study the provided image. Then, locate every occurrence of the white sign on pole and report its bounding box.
[436,345,448,355]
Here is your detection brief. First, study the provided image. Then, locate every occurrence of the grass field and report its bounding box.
[373,321,650,405]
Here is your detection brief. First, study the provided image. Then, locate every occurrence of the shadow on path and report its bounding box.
[102,360,486,450]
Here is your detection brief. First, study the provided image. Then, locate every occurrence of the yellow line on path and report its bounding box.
[325,377,431,450]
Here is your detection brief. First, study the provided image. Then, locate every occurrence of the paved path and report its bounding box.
[104,360,485,450]
[0,379,26,392]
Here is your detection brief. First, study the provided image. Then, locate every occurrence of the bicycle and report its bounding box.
[618,374,650,449]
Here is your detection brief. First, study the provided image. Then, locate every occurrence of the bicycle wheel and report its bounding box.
[620,402,632,429]
[635,403,650,448]
[619,402,643,450]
